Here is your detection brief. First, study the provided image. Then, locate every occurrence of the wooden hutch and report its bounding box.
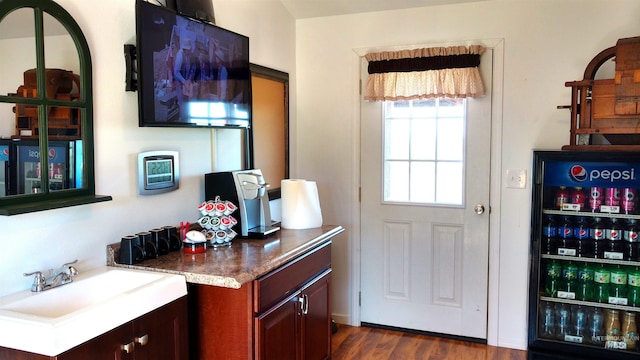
[562,36,640,150]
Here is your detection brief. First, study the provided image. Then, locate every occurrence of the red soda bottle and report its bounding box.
[588,187,603,212]
[555,186,569,209]
[571,187,586,210]
[622,188,636,214]
[605,188,621,207]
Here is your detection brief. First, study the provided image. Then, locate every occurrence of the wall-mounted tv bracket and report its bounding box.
[124,44,138,92]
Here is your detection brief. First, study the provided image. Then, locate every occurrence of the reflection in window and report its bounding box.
[383,99,466,205]
[0,0,110,215]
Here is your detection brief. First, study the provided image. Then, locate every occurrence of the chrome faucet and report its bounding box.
[23,260,78,292]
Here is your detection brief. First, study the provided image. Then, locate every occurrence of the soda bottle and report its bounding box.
[588,307,605,345]
[624,218,640,261]
[622,311,637,350]
[555,186,569,209]
[573,305,588,341]
[573,217,592,257]
[590,217,606,258]
[576,262,594,301]
[621,188,636,215]
[605,187,621,207]
[538,301,556,339]
[561,261,579,296]
[571,187,586,210]
[558,216,576,256]
[588,186,604,212]
[541,215,558,255]
[556,303,571,340]
[627,266,640,307]
[609,265,628,302]
[593,263,611,303]
[604,218,624,259]
[545,259,563,298]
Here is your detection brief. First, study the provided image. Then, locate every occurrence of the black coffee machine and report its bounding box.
[204,169,280,238]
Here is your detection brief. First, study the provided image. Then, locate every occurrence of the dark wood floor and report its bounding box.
[331,324,528,360]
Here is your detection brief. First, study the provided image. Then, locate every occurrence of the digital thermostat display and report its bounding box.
[138,151,179,195]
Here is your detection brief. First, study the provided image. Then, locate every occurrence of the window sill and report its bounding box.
[0,195,112,216]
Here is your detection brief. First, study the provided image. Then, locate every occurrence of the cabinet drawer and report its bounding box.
[254,241,331,314]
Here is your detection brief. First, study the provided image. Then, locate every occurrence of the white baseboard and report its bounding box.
[331,313,353,325]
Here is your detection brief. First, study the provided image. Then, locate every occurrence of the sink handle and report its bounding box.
[135,334,149,346]
[61,259,78,267]
[23,270,43,277]
[23,271,45,292]
[121,341,135,354]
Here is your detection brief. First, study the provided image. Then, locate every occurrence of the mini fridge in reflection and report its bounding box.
[0,140,8,196]
[12,139,79,194]
[529,150,640,360]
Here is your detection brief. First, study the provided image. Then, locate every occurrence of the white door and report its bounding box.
[360,50,493,339]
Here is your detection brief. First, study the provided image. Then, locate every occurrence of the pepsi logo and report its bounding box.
[2,148,7,156]
[570,165,588,182]
[49,149,56,157]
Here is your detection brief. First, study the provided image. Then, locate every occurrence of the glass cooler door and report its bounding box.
[0,142,7,197]
[529,150,640,360]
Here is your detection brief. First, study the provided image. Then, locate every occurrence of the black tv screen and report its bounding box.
[136,0,251,128]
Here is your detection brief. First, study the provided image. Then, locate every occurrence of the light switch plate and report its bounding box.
[506,169,527,189]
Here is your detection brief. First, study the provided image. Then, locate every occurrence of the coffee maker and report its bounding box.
[204,169,280,237]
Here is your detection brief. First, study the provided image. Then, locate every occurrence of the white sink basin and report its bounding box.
[0,267,187,356]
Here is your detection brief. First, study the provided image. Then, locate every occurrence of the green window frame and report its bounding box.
[0,0,111,215]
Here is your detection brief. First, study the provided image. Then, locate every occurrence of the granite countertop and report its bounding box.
[107,225,344,289]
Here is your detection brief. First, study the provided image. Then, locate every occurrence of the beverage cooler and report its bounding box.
[529,150,640,360]
[0,140,8,197]
[0,139,81,195]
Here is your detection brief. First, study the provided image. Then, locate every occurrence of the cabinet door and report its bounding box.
[57,322,133,360]
[255,292,300,360]
[134,296,189,360]
[301,270,331,360]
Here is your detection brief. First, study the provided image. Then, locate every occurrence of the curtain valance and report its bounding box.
[364,45,486,101]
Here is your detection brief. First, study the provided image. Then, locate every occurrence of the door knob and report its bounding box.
[474,204,485,215]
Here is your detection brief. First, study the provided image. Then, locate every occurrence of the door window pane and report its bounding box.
[383,99,466,206]
[385,118,410,159]
[384,161,409,201]
[410,161,435,203]
[436,161,463,204]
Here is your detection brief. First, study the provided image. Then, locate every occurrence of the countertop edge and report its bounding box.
[107,225,345,289]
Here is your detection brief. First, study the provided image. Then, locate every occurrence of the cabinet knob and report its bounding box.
[135,334,149,346]
[121,341,135,354]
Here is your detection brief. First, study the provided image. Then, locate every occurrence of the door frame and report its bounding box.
[349,38,505,346]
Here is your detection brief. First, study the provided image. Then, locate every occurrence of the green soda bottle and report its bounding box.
[609,264,628,302]
[593,263,611,303]
[561,261,579,296]
[576,262,594,301]
[545,259,563,297]
[627,266,640,307]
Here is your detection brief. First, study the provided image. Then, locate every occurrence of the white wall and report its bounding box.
[295,0,640,350]
[0,0,295,297]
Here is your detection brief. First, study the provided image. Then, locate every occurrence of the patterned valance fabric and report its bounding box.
[364,45,486,101]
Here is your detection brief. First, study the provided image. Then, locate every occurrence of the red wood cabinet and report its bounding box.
[0,296,188,360]
[255,271,331,360]
[188,240,332,360]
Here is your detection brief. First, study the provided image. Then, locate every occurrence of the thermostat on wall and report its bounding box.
[138,150,180,195]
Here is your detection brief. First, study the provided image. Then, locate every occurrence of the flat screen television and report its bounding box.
[135,0,251,128]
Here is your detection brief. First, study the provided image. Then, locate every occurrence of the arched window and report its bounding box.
[0,0,111,215]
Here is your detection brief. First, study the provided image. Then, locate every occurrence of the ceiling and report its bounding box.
[279,0,488,19]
